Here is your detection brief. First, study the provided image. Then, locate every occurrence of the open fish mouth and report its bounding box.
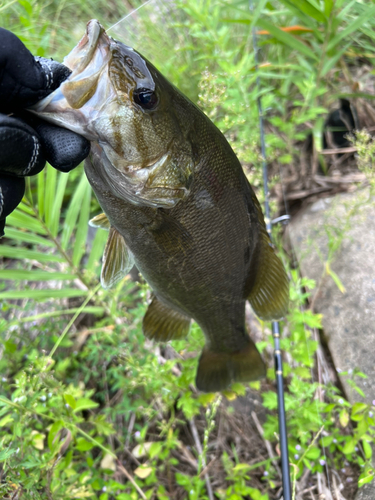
[64,20,108,75]
[30,19,114,137]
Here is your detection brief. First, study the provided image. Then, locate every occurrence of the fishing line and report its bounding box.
[107,0,154,33]
[249,3,291,499]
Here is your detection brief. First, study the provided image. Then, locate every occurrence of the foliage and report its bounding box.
[1,0,375,498]
[350,129,375,190]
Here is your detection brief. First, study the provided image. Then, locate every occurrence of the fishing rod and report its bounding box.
[250,5,292,500]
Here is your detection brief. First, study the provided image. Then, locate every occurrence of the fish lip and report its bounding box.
[65,19,106,74]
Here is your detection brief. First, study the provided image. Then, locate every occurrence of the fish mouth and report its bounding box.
[64,19,107,74]
[30,19,113,135]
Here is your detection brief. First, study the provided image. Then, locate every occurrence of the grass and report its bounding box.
[1,0,375,499]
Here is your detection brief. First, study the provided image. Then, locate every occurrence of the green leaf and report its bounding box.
[342,437,356,455]
[0,447,17,461]
[326,263,346,293]
[72,181,91,266]
[6,209,47,235]
[44,164,57,230]
[61,172,87,249]
[250,0,268,28]
[256,18,319,61]
[359,471,375,487]
[324,0,334,17]
[0,245,64,263]
[321,41,351,77]
[48,420,64,452]
[16,202,35,215]
[327,5,375,52]
[86,228,107,273]
[278,0,326,23]
[293,310,322,328]
[336,0,358,21]
[362,440,372,460]
[233,463,251,472]
[149,442,163,458]
[73,398,99,412]
[0,270,76,281]
[0,414,13,427]
[76,438,94,451]
[38,166,45,219]
[339,409,349,428]
[352,402,368,415]
[50,171,69,237]
[2,228,55,247]
[305,447,320,460]
[0,289,87,301]
[357,418,369,437]
[4,340,16,353]
[320,435,333,447]
[64,394,76,409]
[353,385,366,398]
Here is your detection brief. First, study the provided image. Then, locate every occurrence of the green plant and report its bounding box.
[2,1,375,499]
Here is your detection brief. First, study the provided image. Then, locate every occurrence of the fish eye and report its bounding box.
[133,88,158,110]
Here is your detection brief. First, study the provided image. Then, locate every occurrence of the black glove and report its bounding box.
[0,27,90,237]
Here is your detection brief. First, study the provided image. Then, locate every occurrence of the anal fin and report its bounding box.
[196,339,266,393]
[248,227,289,321]
[143,296,191,342]
[101,227,134,289]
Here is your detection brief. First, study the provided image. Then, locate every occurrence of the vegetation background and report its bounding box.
[1,0,375,499]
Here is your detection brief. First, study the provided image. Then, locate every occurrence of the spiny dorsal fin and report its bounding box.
[89,213,110,230]
[101,227,134,289]
[248,227,289,321]
[196,339,266,393]
[143,296,191,342]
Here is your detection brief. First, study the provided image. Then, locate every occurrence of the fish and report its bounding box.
[32,19,289,392]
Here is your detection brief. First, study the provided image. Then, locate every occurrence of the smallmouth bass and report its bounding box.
[33,20,289,392]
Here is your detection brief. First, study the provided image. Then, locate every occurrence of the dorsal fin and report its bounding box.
[247,226,289,321]
[89,213,111,230]
[101,227,134,289]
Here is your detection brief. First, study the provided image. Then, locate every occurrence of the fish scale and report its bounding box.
[32,19,289,392]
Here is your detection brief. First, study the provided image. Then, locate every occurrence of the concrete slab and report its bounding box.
[286,187,375,404]
[286,188,375,500]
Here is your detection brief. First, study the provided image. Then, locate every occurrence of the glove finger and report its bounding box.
[0,175,25,237]
[0,114,46,176]
[24,115,90,172]
[0,28,71,112]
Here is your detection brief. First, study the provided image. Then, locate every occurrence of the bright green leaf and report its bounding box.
[64,394,76,409]
[76,438,94,452]
[73,398,99,412]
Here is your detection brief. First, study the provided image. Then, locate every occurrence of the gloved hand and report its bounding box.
[0,27,90,237]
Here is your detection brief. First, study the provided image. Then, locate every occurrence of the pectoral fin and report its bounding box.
[89,212,111,230]
[248,227,289,321]
[143,296,191,342]
[196,339,266,393]
[101,227,134,289]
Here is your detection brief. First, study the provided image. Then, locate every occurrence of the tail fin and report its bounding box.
[195,340,266,393]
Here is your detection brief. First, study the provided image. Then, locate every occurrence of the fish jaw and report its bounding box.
[30,20,115,139]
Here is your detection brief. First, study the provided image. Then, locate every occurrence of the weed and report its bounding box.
[1,1,375,498]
